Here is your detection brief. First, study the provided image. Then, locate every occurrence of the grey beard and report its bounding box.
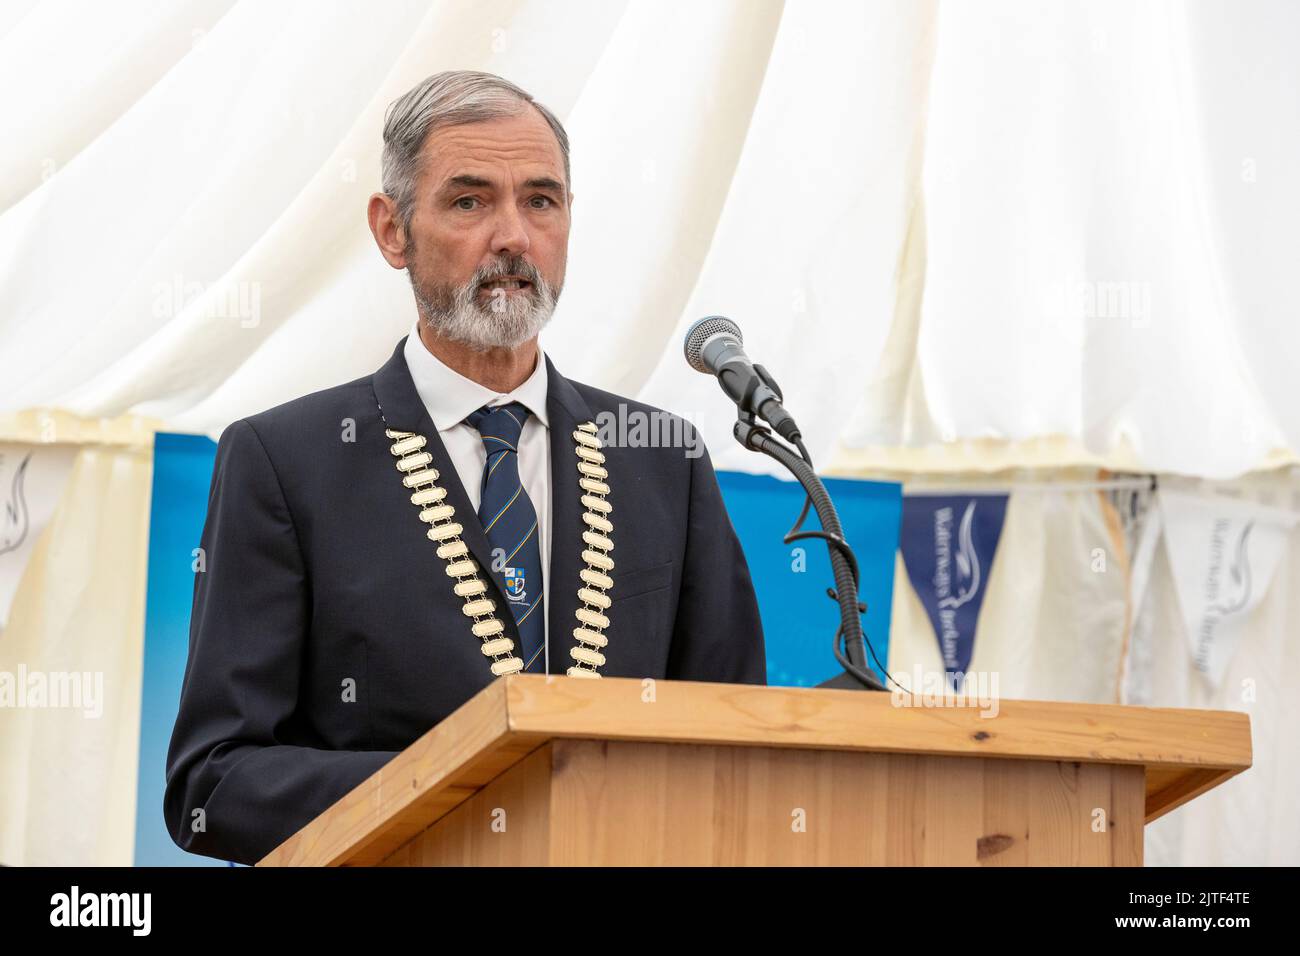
[410,266,559,352]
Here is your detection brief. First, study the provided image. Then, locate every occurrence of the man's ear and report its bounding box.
[367,193,408,269]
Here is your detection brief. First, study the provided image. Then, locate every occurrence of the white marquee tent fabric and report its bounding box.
[0,0,1296,865]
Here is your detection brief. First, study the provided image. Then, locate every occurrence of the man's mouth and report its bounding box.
[480,276,532,293]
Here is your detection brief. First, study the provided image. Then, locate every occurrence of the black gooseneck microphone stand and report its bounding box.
[731,366,887,692]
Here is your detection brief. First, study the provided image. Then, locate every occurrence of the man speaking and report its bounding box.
[164,71,766,865]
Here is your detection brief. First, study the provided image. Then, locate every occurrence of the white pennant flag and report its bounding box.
[1159,490,1296,688]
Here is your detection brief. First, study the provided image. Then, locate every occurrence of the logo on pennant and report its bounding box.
[943,502,983,611]
[1160,492,1295,687]
[900,495,1009,690]
[1210,522,1253,616]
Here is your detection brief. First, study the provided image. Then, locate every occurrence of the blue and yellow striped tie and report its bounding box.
[465,402,544,672]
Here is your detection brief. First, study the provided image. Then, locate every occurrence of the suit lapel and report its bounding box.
[370,337,522,651]
[544,355,594,675]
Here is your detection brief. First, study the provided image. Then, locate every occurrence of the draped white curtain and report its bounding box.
[2,0,1296,475]
[1,0,1297,864]
[859,0,1300,479]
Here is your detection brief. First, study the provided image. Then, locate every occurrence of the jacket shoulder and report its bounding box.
[232,374,378,443]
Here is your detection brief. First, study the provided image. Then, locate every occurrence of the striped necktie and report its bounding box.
[464,401,545,672]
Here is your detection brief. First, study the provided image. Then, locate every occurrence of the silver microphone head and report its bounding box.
[683,316,743,373]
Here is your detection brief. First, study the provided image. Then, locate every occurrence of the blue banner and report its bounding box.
[899,494,1009,688]
[137,432,222,866]
[716,471,903,687]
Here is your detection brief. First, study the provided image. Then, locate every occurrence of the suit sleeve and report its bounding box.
[665,432,767,685]
[164,419,399,866]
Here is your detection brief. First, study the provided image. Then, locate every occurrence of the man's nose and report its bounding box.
[490,202,530,258]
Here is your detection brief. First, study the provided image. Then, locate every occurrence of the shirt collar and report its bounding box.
[403,321,550,433]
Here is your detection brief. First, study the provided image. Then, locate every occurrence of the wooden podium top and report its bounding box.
[259,676,1251,866]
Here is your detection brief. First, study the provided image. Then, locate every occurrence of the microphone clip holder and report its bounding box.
[730,408,886,693]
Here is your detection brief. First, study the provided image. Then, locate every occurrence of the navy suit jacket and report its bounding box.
[164,337,766,864]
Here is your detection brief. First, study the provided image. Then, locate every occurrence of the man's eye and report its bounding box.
[455,197,480,210]
[529,196,552,209]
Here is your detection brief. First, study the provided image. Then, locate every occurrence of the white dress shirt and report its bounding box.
[403,324,553,667]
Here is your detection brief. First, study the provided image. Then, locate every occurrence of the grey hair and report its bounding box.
[381,70,571,228]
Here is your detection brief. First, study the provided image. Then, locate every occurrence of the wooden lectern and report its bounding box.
[258,676,1251,867]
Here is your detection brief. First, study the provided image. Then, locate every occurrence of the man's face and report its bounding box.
[398,109,571,351]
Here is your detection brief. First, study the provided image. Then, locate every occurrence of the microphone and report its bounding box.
[683,316,884,691]
[683,316,801,442]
